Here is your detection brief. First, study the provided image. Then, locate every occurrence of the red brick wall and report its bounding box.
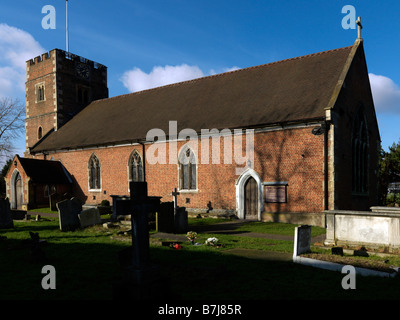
[330,44,380,210]
[32,126,325,213]
[25,49,108,153]
[25,52,57,150]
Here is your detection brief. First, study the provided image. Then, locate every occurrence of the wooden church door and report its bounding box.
[14,172,23,209]
[244,177,258,219]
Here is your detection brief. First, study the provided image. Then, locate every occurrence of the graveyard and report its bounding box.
[2,188,400,301]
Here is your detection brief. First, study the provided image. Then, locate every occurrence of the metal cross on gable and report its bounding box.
[356,16,363,40]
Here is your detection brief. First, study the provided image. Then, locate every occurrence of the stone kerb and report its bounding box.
[292,223,397,278]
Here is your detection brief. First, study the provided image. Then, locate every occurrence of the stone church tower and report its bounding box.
[24,49,108,155]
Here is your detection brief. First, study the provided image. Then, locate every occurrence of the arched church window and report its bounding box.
[352,108,369,194]
[128,150,144,182]
[178,146,197,190]
[88,154,101,190]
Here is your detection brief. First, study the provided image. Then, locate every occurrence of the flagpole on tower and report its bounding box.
[66,0,69,53]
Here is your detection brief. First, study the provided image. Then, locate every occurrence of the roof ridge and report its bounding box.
[92,44,354,104]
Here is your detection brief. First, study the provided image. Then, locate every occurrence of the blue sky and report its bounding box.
[1,0,400,158]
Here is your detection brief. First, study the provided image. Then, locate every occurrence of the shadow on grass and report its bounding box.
[1,222,400,301]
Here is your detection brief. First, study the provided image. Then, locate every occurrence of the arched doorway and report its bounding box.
[244,177,258,219]
[235,168,263,220]
[11,170,23,210]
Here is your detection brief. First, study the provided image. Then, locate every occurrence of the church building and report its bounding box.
[5,35,380,225]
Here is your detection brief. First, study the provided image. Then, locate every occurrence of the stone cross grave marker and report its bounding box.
[0,198,13,229]
[170,187,188,233]
[171,188,180,214]
[130,182,161,271]
[293,225,311,260]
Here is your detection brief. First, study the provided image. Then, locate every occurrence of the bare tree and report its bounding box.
[0,97,25,160]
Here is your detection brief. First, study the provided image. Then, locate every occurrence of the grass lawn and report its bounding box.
[1,216,400,300]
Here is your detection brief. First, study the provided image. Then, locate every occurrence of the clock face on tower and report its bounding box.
[76,63,90,79]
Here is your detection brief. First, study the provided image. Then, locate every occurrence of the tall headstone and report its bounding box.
[49,193,62,211]
[156,202,174,233]
[293,225,311,260]
[0,198,13,229]
[110,195,131,221]
[57,197,82,231]
[175,207,188,234]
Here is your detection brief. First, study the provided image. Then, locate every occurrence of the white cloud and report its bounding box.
[369,73,400,114]
[121,64,241,93]
[0,23,45,98]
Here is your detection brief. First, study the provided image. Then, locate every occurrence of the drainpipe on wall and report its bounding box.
[138,141,146,182]
[324,121,330,211]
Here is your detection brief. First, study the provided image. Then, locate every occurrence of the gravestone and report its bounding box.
[0,198,13,229]
[130,182,161,271]
[332,247,344,256]
[78,207,101,228]
[110,195,131,221]
[57,197,82,231]
[114,182,171,299]
[293,225,311,260]
[156,202,174,233]
[49,193,62,211]
[169,188,188,233]
[175,206,188,234]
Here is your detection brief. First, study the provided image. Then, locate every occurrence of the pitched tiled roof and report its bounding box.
[31,44,355,153]
[18,156,72,184]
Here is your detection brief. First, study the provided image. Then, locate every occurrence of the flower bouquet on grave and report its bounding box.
[205,237,220,247]
[186,231,198,244]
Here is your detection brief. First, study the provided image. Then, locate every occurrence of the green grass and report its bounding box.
[28,207,57,214]
[233,221,326,237]
[2,217,400,300]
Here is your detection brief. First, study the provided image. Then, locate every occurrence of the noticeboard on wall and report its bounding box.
[263,182,287,203]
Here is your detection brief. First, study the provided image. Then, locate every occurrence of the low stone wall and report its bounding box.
[325,207,400,251]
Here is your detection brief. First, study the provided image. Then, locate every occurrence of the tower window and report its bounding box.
[38,126,43,140]
[77,86,90,105]
[36,83,45,102]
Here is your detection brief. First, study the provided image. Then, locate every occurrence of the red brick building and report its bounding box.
[5,38,380,225]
